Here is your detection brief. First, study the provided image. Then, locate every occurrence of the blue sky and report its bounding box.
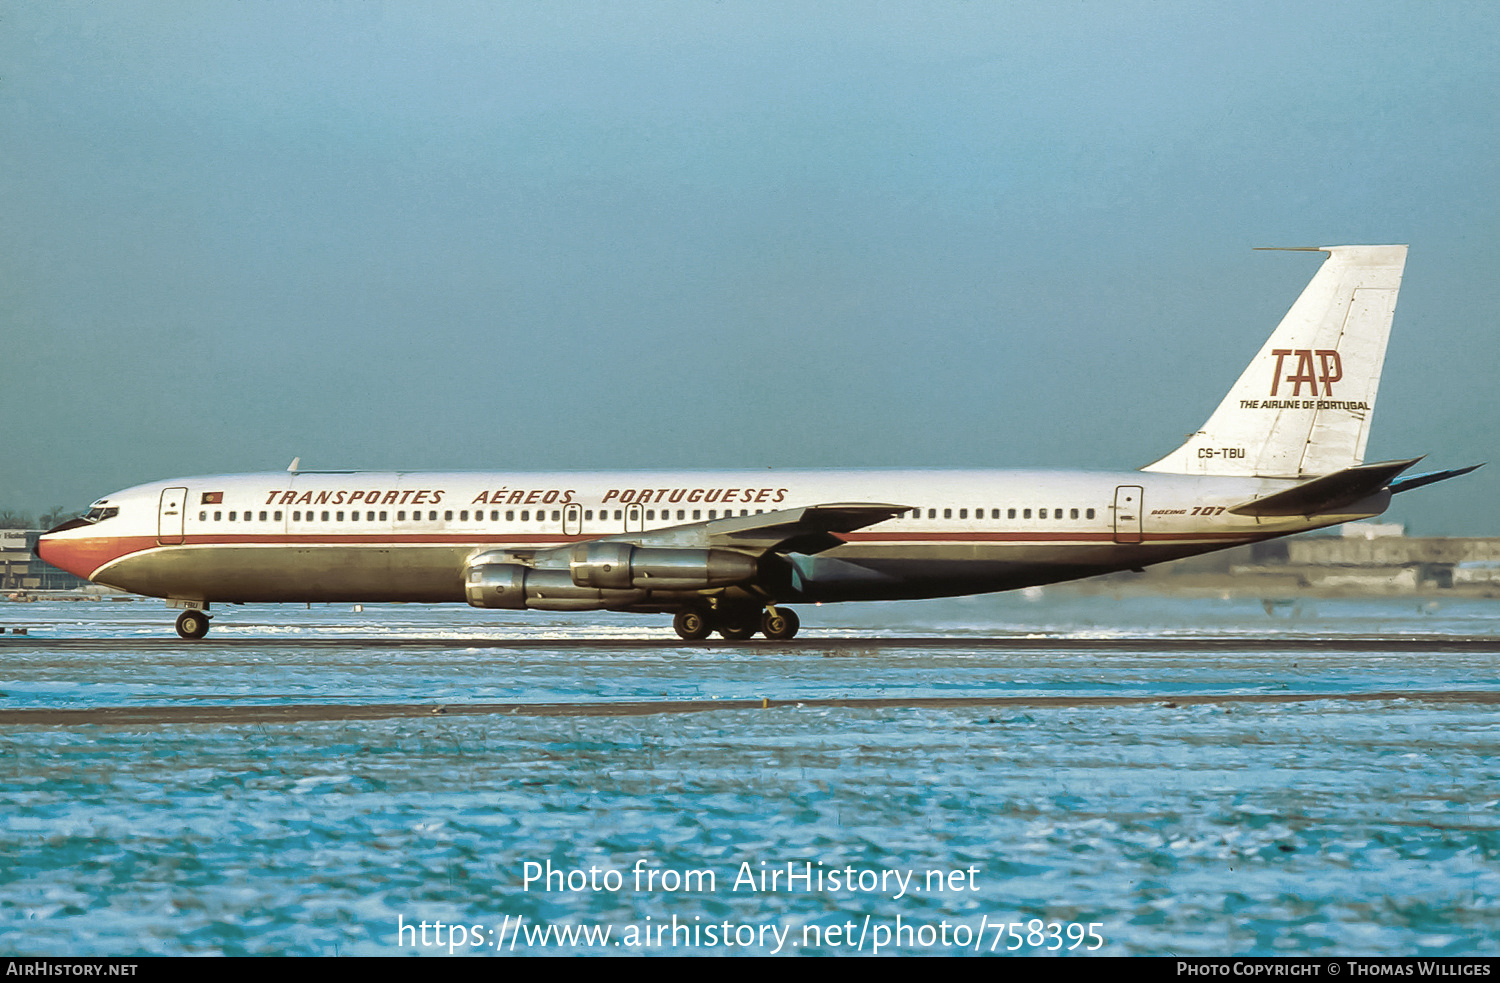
[2,1,1496,533]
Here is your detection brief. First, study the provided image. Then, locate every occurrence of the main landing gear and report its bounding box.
[672,606,800,642]
[175,609,211,639]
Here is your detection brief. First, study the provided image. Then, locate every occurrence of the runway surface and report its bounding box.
[5,689,1500,727]
[7,634,1500,651]
[2,592,1497,955]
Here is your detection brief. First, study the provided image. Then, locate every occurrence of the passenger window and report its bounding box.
[678,510,686,520]
[274,511,282,521]
[506,511,515,521]
[1086,508,1096,519]
[646,510,655,521]
[708,510,716,519]
[1023,509,1032,519]
[521,511,529,521]
[229,511,237,521]
[1071,508,1079,519]
[336,511,345,521]
[1039,509,1048,519]
[444,510,453,521]
[322,511,330,521]
[460,510,468,521]
[490,510,499,521]
[992,509,1001,519]
[551,511,560,522]
[379,511,387,521]
[1007,508,1016,519]
[959,508,968,519]
[199,511,206,521]
[615,510,623,520]
[928,509,936,519]
[692,510,701,520]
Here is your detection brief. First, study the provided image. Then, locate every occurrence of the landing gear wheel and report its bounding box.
[175,610,210,640]
[716,608,760,641]
[761,607,800,641]
[673,609,713,641]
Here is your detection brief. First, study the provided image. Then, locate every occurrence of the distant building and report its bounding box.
[1257,535,1500,592]
[1340,521,1405,539]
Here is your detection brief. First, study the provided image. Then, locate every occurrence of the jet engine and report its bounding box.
[463,544,758,611]
[567,542,758,591]
[464,562,645,611]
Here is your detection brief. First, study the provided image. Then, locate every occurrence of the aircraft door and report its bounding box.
[158,487,188,545]
[564,503,582,536]
[625,503,644,533]
[1112,485,1143,545]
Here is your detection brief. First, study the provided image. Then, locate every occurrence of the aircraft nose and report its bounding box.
[32,521,97,579]
[34,531,58,570]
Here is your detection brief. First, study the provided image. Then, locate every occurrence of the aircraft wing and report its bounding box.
[613,502,911,555]
[493,503,911,572]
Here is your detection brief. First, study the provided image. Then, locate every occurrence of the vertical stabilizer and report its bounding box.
[1142,245,1407,477]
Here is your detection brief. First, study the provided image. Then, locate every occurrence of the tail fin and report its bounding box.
[1142,245,1408,478]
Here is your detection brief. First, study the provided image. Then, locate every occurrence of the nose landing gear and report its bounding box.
[175,609,211,639]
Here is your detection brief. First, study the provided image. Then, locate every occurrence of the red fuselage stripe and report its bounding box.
[48,530,1255,580]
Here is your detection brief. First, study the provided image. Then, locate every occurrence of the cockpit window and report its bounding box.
[83,507,120,523]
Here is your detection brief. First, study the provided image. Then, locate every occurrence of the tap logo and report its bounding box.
[1270,348,1342,397]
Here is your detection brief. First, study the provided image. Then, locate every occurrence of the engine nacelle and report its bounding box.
[568,542,758,591]
[464,562,646,611]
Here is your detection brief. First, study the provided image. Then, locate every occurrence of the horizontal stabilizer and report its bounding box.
[1227,458,1422,517]
[1389,463,1485,495]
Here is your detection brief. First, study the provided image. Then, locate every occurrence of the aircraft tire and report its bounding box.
[673,609,713,641]
[716,608,760,641]
[761,608,799,640]
[175,610,210,640]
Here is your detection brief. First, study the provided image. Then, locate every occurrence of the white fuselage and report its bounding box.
[37,467,1385,607]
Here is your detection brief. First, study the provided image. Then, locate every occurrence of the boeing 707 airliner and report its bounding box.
[37,245,1480,639]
